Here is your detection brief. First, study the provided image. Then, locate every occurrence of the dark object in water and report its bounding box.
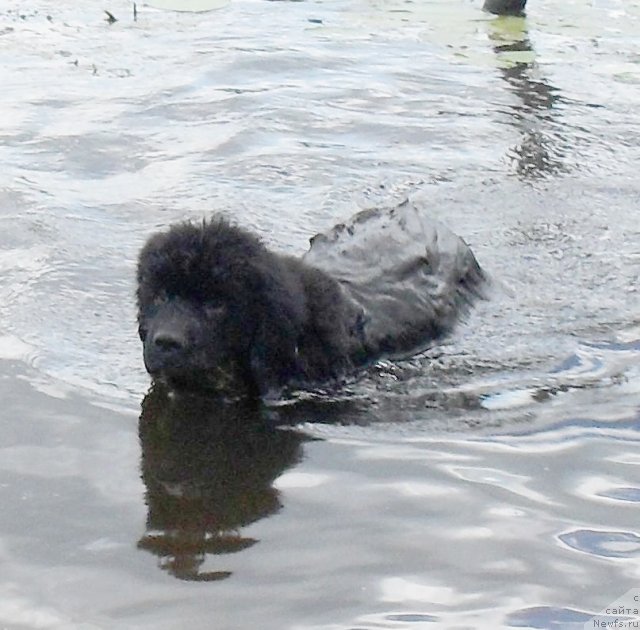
[136,200,487,398]
[483,0,527,16]
[137,384,305,580]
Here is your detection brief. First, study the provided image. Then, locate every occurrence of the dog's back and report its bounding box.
[303,200,488,361]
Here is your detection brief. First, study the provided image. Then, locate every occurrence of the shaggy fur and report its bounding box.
[137,218,366,397]
[137,208,485,398]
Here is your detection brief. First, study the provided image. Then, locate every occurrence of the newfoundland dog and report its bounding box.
[136,200,486,398]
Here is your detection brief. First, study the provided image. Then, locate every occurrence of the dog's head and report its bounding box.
[136,218,305,397]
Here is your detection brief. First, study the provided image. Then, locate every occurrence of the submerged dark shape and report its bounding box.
[483,0,527,16]
[136,200,486,397]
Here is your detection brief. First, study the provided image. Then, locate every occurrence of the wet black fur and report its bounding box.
[136,217,365,397]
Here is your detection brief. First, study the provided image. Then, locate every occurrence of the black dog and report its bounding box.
[136,201,486,398]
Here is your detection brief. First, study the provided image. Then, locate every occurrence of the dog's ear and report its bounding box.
[247,259,306,396]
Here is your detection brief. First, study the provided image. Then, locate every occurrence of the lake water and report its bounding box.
[0,0,639,628]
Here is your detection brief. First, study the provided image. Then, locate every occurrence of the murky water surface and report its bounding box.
[0,0,639,628]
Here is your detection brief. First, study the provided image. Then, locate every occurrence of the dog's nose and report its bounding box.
[144,328,189,375]
[153,331,185,353]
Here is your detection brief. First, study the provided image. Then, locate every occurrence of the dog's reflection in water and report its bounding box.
[137,385,307,581]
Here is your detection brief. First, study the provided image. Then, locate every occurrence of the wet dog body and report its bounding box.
[137,202,486,398]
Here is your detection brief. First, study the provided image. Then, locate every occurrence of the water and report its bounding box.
[0,0,639,628]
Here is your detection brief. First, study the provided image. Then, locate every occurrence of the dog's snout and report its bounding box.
[143,324,192,375]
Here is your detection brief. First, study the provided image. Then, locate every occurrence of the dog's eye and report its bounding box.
[138,324,148,342]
